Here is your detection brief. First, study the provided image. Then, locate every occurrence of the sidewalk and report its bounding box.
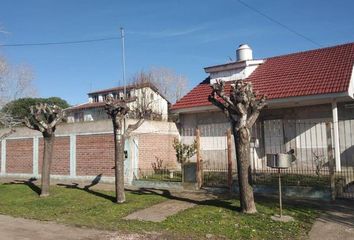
[0,214,106,240]
[0,214,177,240]
[309,199,354,240]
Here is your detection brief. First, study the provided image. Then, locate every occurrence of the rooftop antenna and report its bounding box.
[120,27,126,99]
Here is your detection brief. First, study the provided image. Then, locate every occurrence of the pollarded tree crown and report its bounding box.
[23,103,65,134]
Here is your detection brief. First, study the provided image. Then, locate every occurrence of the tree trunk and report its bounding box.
[233,125,257,214]
[40,134,54,197]
[114,127,126,203]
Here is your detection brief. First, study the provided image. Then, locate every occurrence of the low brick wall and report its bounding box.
[76,134,115,177]
[38,137,70,175]
[6,138,33,174]
[138,134,178,170]
[0,120,179,183]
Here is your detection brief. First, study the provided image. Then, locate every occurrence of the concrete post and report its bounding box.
[33,137,39,176]
[326,122,336,200]
[1,140,6,174]
[196,128,202,189]
[227,128,233,192]
[332,101,341,171]
[70,134,76,177]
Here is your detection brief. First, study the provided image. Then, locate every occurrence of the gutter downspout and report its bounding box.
[332,100,341,172]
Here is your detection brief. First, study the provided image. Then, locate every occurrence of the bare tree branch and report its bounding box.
[211,80,236,110]
[31,104,49,131]
[246,95,266,129]
[208,95,227,112]
[23,117,38,131]
[124,118,144,137]
[0,57,36,108]
[131,67,189,103]
[0,128,16,141]
[24,103,65,134]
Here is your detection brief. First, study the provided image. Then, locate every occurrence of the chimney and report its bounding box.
[236,44,253,62]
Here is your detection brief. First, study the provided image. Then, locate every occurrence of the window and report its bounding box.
[92,95,99,102]
[74,112,84,122]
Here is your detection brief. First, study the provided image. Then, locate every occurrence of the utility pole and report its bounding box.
[120,27,126,98]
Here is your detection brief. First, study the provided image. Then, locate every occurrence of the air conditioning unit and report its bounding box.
[266,153,294,169]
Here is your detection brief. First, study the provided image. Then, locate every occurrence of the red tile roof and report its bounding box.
[67,101,105,111]
[171,42,354,110]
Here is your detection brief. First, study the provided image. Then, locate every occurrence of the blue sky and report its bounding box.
[0,0,353,105]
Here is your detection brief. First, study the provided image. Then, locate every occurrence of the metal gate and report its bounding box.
[336,119,354,199]
[180,118,354,199]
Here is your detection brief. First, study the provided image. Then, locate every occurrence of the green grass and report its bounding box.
[0,183,319,239]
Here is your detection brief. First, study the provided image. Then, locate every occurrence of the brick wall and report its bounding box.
[38,136,70,175]
[6,138,33,174]
[0,121,180,179]
[138,134,178,170]
[76,134,115,177]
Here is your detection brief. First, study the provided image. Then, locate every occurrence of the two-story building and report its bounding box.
[67,82,169,122]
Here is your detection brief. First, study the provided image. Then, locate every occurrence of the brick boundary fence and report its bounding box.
[0,120,179,184]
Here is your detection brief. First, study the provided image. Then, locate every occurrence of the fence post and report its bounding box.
[227,128,233,192]
[326,122,336,200]
[196,128,202,189]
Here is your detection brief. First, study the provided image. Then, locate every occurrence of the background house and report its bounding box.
[67,82,169,122]
[171,43,354,175]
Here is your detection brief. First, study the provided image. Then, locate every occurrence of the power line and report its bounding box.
[0,36,121,47]
[236,0,322,47]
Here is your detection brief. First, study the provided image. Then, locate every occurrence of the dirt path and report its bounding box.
[124,189,216,222]
[0,214,107,240]
[309,200,354,240]
[0,215,178,240]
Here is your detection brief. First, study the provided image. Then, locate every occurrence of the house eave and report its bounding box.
[204,59,264,73]
[172,92,352,114]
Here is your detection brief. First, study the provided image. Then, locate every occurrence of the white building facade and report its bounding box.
[67,83,169,123]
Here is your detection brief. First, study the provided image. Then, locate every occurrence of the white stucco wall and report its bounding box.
[128,87,169,120]
[208,59,264,84]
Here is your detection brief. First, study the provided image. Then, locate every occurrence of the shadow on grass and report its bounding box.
[57,174,116,203]
[126,187,241,212]
[3,177,41,195]
[254,195,354,227]
[317,200,354,228]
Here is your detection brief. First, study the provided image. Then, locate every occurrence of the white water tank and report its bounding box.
[236,44,253,61]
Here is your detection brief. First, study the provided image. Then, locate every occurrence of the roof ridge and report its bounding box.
[266,41,354,60]
[171,42,354,111]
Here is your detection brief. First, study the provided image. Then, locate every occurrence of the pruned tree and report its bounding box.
[208,80,266,214]
[2,97,70,121]
[105,95,144,203]
[23,103,65,197]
